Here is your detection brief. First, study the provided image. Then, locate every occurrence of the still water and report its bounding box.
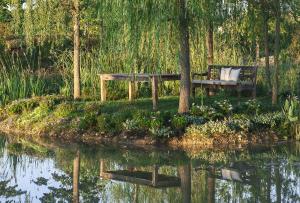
[0,134,299,203]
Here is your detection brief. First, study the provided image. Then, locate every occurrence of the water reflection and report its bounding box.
[0,134,299,203]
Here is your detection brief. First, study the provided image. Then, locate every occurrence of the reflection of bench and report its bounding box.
[192,65,257,99]
[100,161,181,188]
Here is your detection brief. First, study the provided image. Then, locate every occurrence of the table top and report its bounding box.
[99,73,180,81]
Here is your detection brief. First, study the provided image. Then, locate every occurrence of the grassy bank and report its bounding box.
[0,95,298,147]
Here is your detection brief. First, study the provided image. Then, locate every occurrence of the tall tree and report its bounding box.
[178,0,191,114]
[73,0,81,99]
[272,0,281,104]
[261,0,272,90]
[206,21,214,65]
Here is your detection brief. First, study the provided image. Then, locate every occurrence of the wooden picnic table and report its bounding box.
[98,73,180,110]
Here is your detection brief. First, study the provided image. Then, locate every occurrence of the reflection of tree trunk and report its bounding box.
[267,165,272,202]
[178,164,191,203]
[100,159,105,177]
[272,0,280,105]
[73,151,80,203]
[275,166,282,203]
[133,184,139,203]
[207,167,215,203]
[178,0,191,113]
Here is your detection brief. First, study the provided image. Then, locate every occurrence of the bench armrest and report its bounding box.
[192,72,208,79]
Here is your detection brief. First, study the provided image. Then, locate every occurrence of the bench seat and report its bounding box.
[192,65,258,100]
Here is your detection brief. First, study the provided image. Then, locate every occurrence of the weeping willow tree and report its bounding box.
[4,0,299,104]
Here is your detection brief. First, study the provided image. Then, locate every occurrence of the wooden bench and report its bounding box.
[192,65,258,100]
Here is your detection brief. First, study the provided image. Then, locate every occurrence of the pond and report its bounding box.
[0,134,299,203]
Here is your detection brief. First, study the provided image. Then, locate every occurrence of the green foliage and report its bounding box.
[96,113,115,134]
[282,96,300,140]
[171,114,188,130]
[190,104,217,120]
[6,98,39,115]
[242,99,261,115]
[53,102,76,118]
[214,100,233,117]
[79,113,97,130]
[186,120,235,138]
[149,126,173,138]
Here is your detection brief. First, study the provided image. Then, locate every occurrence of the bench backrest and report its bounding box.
[208,65,257,84]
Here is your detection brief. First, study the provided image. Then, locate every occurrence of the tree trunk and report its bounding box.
[272,0,280,105]
[178,0,191,114]
[256,37,260,64]
[261,1,272,90]
[73,0,81,99]
[73,150,80,203]
[206,22,214,65]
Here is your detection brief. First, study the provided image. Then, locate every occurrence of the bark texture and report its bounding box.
[272,0,280,105]
[73,0,81,99]
[178,0,191,113]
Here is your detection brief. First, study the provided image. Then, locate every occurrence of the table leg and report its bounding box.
[152,76,158,111]
[129,81,135,101]
[100,76,107,102]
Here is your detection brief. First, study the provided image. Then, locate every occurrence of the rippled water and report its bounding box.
[0,134,299,203]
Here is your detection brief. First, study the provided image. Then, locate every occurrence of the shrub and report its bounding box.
[185,115,205,125]
[149,126,173,138]
[229,118,252,132]
[190,104,217,119]
[214,100,233,117]
[97,114,114,133]
[123,119,140,131]
[251,112,284,129]
[186,120,235,138]
[6,99,39,115]
[53,102,77,118]
[171,114,188,130]
[79,113,97,130]
[242,99,261,115]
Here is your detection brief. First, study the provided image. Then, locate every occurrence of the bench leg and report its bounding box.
[100,76,107,102]
[129,81,135,101]
[206,88,210,97]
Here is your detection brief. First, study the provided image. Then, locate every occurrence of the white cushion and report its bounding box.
[228,69,241,82]
[220,68,231,81]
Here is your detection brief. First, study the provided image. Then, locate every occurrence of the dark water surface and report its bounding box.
[0,135,299,203]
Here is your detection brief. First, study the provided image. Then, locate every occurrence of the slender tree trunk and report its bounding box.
[73,150,80,203]
[178,0,191,113]
[272,0,281,105]
[73,0,81,99]
[256,37,260,64]
[178,164,191,203]
[261,1,272,90]
[206,22,214,65]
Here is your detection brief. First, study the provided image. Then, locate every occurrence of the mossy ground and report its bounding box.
[0,94,287,148]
